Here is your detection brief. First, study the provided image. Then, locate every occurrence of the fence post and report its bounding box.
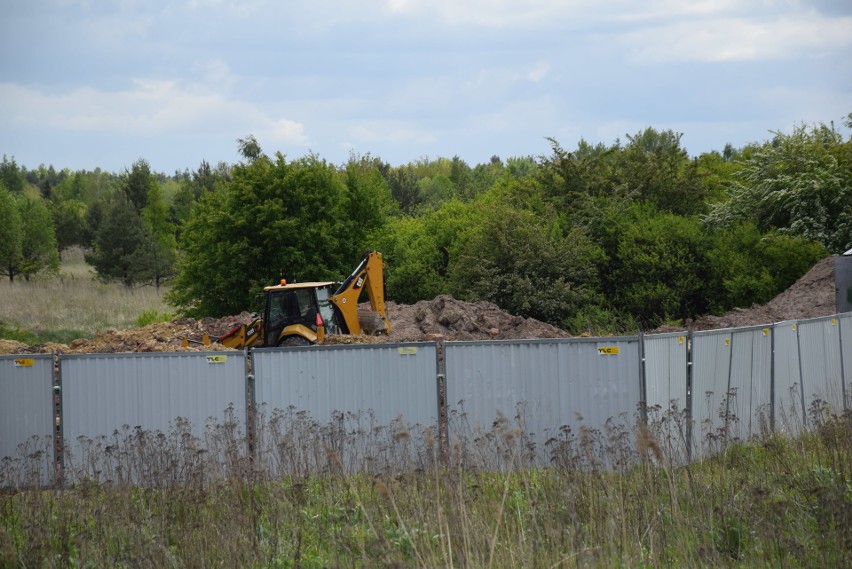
[638,331,647,425]
[838,316,848,411]
[686,328,694,462]
[770,323,776,432]
[54,351,63,488]
[795,322,807,429]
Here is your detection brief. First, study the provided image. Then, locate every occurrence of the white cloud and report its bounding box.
[526,62,551,82]
[0,80,309,147]
[348,121,438,145]
[624,14,852,62]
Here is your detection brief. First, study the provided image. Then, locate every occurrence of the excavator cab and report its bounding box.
[262,282,340,346]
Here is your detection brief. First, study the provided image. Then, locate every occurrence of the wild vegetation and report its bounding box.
[1,405,850,567]
[0,247,171,345]
[2,115,850,339]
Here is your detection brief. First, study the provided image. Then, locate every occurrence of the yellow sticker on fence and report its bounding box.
[763,328,769,336]
[725,338,731,346]
[14,358,34,367]
[678,336,685,345]
[597,346,619,355]
[206,355,228,364]
[398,347,417,356]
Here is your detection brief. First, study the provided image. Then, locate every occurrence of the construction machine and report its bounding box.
[216,250,391,348]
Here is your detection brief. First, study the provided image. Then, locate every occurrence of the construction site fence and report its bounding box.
[1,312,850,486]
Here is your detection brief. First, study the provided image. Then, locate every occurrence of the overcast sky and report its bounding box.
[2,0,851,174]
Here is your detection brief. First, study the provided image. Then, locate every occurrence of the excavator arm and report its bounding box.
[330,250,392,335]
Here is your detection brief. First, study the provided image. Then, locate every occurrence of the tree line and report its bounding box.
[1,116,850,333]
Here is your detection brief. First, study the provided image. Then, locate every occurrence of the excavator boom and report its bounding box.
[330,250,392,335]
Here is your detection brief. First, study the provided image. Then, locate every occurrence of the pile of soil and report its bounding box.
[382,295,569,342]
[686,256,837,331]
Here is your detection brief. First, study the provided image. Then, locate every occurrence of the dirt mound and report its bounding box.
[689,256,837,331]
[0,313,257,355]
[382,295,570,342]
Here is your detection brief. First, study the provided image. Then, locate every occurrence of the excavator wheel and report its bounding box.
[278,335,311,347]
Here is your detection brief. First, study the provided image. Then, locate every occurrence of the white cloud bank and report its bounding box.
[0,79,309,147]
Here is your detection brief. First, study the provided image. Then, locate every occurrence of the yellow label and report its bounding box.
[14,358,34,367]
[597,346,619,355]
[831,319,837,326]
[725,338,731,346]
[762,328,769,336]
[206,355,228,364]
[678,336,685,345]
[791,323,797,331]
[398,347,417,356]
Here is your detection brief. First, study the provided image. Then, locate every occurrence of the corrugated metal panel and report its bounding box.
[252,343,439,474]
[797,315,844,415]
[444,338,641,467]
[0,354,55,486]
[841,313,851,410]
[691,329,732,456]
[643,332,688,411]
[642,332,690,463]
[773,320,805,435]
[727,326,773,442]
[60,351,247,483]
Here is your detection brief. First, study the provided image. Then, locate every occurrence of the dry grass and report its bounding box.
[0,247,171,340]
[2,406,850,568]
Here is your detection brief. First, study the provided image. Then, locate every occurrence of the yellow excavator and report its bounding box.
[214,250,391,348]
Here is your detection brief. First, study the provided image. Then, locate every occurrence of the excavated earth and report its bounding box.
[685,255,838,332]
[0,257,840,354]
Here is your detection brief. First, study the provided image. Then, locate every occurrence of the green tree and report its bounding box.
[135,182,177,290]
[85,195,148,287]
[16,196,60,280]
[377,199,473,304]
[167,152,358,316]
[122,159,155,213]
[384,166,422,214]
[0,155,25,194]
[706,122,852,253]
[614,128,708,216]
[595,203,714,328]
[51,199,89,250]
[448,187,603,328]
[0,184,23,282]
[707,222,826,309]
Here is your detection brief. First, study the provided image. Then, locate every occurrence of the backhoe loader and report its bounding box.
[215,250,391,348]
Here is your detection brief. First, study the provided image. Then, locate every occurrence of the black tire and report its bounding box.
[278,335,311,347]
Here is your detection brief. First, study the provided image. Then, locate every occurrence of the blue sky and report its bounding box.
[2,0,851,173]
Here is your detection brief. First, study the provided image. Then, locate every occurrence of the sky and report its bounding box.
[1,0,851,174]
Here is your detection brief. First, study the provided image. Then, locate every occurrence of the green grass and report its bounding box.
[2,410,849,567]
[0,247,172,344]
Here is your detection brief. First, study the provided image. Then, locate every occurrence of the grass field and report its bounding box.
[1,409,850,567]
[0,247,172,344]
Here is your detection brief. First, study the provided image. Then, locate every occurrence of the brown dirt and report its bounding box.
[677,255,837,332]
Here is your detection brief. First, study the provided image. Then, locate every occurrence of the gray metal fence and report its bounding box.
[444,337,642,467]
[641,332,689,462]
[59,351,248,484]
[1,312,850,486]
[252,343,440,474]
[0,354,55,486]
